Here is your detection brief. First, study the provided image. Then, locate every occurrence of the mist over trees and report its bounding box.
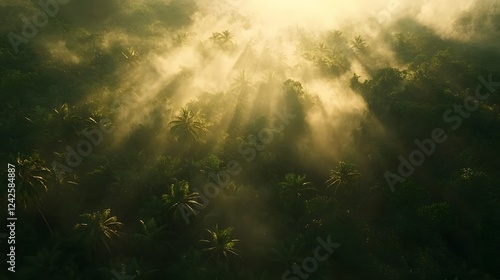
[1,0,500,279]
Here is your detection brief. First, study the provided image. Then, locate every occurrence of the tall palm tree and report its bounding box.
[327,30,349,52]
[262,70,278,85]
[327,30,345,43]
[168,107,208,144]
[350,36,367,53]
[16,154,51,208]
[220,30,234,44]
[310,43,333,74]
[52,103,81,141]
[161,180,202,223]
[325,161,361,195]
[200,225,240,261]
[315,42,330,56]
[74,208,123,254]
[278,173,316,219]
[209,32,221,42]
[209,30,234,50]
[173,32,190,47]
[278,173,316,204]
[16,154,53,233]
[230,70,253,95]
[227,70,253,134]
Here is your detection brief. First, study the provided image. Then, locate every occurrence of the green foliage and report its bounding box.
[209,30,235,50]
[200,225,241,261]
[2,2,500,279]
[326,161,361,195]
[133,218,172,253]
[169,107,209,144]
[74,209,123,254]
[161,180,202,223]
[16,153,51,209]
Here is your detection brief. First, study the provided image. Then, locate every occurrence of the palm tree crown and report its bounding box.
[326,161,361,195]
[162,180,202,223]
[168,107,208,143]
[278,173,316,202]
[74,208,123,253]
[16,154,51,209]
[350,36,367,52]
[200,225,240,260]
[209,30,234,50]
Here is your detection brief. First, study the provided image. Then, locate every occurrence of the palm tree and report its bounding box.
[200,225,240,261]
[327,30,349,51]
[52,153,78,187]
[262,70,278,85]
[325,161,361,195]
[173,32,190,46]
[133,218,172,252]
[199,154,223,177]
[210,32,222,42]
[16,154,51,208]
[327,30,345,43]
[278,173,316,204]
[220,30,234,44]
[350,36,367,53]
[74,208,123,254]
[52,103,81,141]
[310,43,334,73]
[230,70,253,94]
[209,30,234,50]
[121,47,139,65]
[161,180,202,223]
[16,154,53,233]
[53,103,78,122]
[168,107,208,144]
[227,70,253,134]
[278,173,316,219]
[315,42,330,55]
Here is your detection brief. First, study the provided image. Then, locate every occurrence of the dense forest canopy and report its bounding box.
[0,0,499,279]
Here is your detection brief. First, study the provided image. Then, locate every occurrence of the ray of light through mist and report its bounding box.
[82,0,478,164]
[3,0,500,277]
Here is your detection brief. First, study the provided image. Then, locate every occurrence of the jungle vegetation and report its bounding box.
[1,0,500,279]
